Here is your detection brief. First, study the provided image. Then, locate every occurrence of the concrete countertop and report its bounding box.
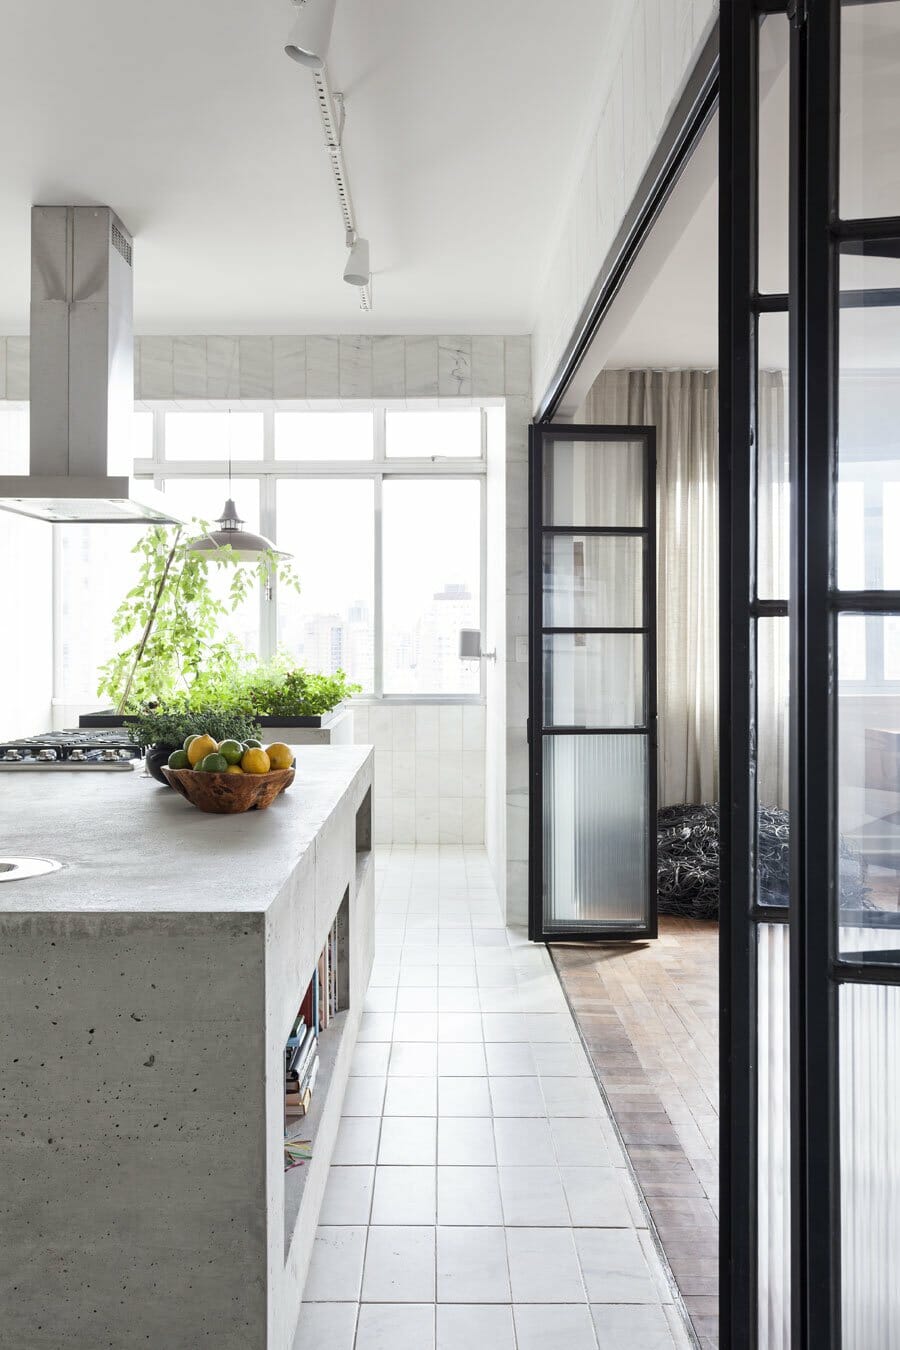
[0,744,372,914]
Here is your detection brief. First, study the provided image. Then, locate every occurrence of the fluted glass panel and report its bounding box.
[542,438,644,528]
[542,534,643,628]
[756,616,790,907]
[543,634,644,728]
[542,734,648,931]
[757,923,791,1350]
[840,979,900,1350]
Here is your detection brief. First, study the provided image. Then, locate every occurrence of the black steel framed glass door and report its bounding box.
[722,1,900,1346]
[528,424,657,942]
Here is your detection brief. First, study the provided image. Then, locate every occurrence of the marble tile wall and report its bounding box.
[0,332,531,922]
[530,0,718,402]
[351,704,486,847]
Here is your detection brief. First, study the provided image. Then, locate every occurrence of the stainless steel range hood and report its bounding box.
[0,206,178,524]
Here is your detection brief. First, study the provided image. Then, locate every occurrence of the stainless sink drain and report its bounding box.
[0,857,62,881]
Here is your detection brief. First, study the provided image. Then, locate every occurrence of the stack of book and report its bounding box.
[285,1012,318,1118]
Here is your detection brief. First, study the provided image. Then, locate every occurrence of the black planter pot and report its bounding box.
[145,744,178,786]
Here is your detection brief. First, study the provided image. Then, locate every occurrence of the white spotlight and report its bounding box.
[344,235,370,287]
[284,0,336,69]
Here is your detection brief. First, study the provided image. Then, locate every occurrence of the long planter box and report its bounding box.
[79,706,355,748]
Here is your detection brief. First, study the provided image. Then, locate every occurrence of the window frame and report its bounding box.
[133,401,491,702]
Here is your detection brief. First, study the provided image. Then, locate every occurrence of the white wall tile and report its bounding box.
[415,706,440,753]
[369,706,394,750]
[392,797,416,844]
[273,337,306,399]
[374,749,393,797]
[438,337,472,397]
[306,336,340,397]
[470,336,504,397]
[415,752,440,799]
[372,336,405,397]
[139,337,173,399]
[463,705,485,752]
[172,337,206,398]
[239,337,273,398]
[438,753,462,798]
[503,337,531,399]
[392,705,416,751]
[415,797,440,845]
[462,750,485,798]
[206,337,240,398]
[394,751,416,796]
[462,796,485,845]
[339,336,373,398]
[438,706,462,754]
[439,799,463,845]
[5,338,28,400]
[404,337,439,397]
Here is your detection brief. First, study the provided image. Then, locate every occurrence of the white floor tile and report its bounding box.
[591,1303,679,1349]
[574,1229,660,1304]
[292,1301,358,1349]
[389,1042,438,1077]
[560,1168,632,1228]
[320,1166,375,1225]
[332,1117,381,1166]
[493,1117,555,1166]
[355,1303,435,1350]
[438,1076,491,1116]
[351,1042,391,1076]
[435,1303,516,1350]
[303,1226,367,1301]
[484,1042,537,1076]
[361,1226,436,1302]
[371,1166,437,1224]
[436,1165,503,1225]
[515,1303,599,1350]
[498,1165,570,1226]
[342,1077,387,1116]
[541,1076,605,1117]
[300,848,680,1350]
[506,1226,586,1303]
[384,1076,438,1116]
[490,1076,545,1118]
[438,1117,496,1166]
[438,1042,487,1076]
[436,1226,511,1303]
[378,1116,437,1165]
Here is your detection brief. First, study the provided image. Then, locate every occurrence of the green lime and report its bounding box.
[244,738,262,749]
[199,752,229,773]
[219,739,244,765]
[183,733,201,752]
[167,749,190,770]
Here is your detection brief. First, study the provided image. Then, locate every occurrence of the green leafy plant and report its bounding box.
[96,523,298,710]
[126,706,262,751]
[188,660,361,718]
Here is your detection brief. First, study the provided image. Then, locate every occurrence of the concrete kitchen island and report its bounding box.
[0,745,374,1350]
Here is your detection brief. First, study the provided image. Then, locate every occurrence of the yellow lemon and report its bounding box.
[225,764,244,775]
[187,733,218,767]
[241,747,271,775]
[265,742,294,771]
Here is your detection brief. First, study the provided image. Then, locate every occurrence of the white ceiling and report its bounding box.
[585,7,900,378]
[0,0,626,336]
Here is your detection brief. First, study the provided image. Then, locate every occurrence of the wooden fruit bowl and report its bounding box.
[160,765,295,814]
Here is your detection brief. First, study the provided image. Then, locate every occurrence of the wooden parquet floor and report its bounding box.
[551,918,719,1350]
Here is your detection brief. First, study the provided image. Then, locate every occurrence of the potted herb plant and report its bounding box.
[129,707,264,784]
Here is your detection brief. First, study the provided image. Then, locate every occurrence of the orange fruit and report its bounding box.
[187,733,218,767]
[241,747,271,775]
[265,742,294,771]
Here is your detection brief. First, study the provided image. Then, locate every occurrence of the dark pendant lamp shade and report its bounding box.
[186,498,290,561]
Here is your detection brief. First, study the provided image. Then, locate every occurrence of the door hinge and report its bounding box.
[787,0,807,29]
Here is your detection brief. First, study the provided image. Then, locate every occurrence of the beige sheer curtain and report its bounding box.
[582,370,719,806]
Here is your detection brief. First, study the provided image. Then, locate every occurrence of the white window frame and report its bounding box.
[134,400,492,703]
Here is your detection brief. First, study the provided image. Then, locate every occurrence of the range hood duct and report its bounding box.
[0,206,178,524]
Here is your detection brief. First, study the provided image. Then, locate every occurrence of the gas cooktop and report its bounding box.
[0,729,141,770]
